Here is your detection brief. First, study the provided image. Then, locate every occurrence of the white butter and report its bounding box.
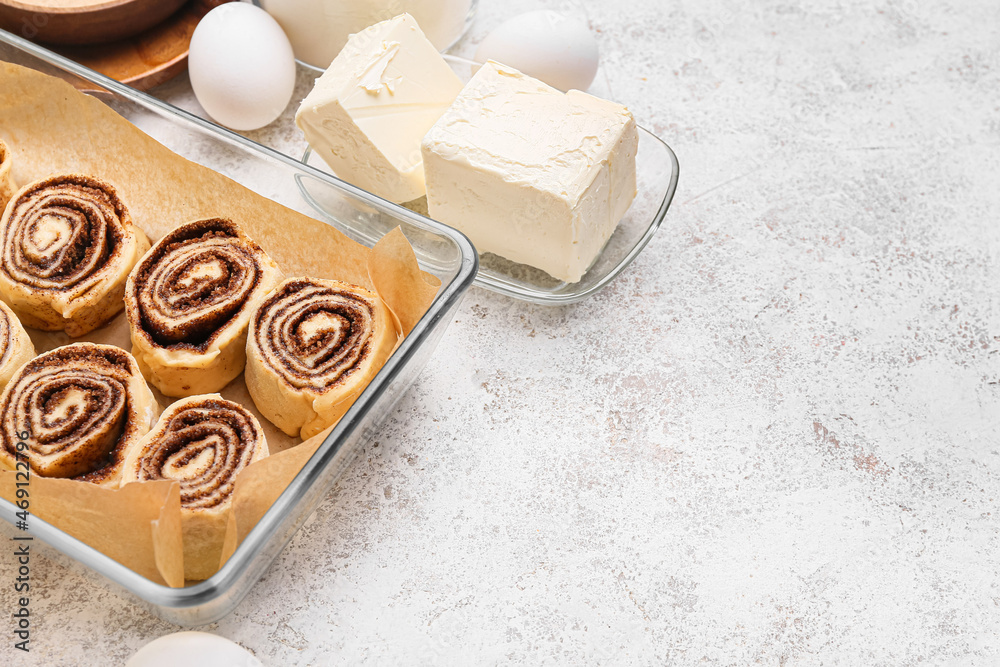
[295,13,463,203]
[421,61,638,283]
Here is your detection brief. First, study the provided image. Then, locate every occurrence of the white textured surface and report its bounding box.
[4,0,1000,664]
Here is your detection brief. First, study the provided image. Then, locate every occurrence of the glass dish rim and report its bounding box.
[299,53,681,305]
[0,28,479,609]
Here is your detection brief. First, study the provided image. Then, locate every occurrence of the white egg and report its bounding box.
[188,3,296,131]
[474,11,600,92]
[126,632,261,667]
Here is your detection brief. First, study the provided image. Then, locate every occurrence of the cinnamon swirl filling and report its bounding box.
[253,279,378,392]
[124,218,283,397]
[245,277,398,439]
[0,343,159,485]
[4,175,123,291]
[124,397,266,511]
[133,220,263,350]
[0,174,149,336]
[119,394,268,580]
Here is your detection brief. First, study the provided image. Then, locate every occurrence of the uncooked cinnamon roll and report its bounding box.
[119,394,268,580]
[0,300,34,391]
[0,174,150,337]
[0,343,159,486]
[124,218,283,398]
[0,139,15,212]
[246,277,398,440]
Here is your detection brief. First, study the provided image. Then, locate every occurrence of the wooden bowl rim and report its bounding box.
[0,0,160,17]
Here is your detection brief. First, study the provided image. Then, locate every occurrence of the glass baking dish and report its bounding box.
[0,30,477,626]
[298,54,680,305]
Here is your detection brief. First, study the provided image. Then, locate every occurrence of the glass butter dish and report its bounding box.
[0,30,477,626]
[299,54,680,305]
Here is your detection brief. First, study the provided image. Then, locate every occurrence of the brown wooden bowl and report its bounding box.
[49,0,232,90]
[0,0,188,45]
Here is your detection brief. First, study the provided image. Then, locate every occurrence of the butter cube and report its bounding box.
[421,61,638,283]
[296,13,463,203]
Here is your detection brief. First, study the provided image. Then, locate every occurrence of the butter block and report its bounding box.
[421,60,638,283]
[295,13,463,203]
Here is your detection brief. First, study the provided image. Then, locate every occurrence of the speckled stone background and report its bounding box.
[4,0,1000,664]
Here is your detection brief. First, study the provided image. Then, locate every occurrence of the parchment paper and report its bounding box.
[0,61,440,585]
[0,475,184,587]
